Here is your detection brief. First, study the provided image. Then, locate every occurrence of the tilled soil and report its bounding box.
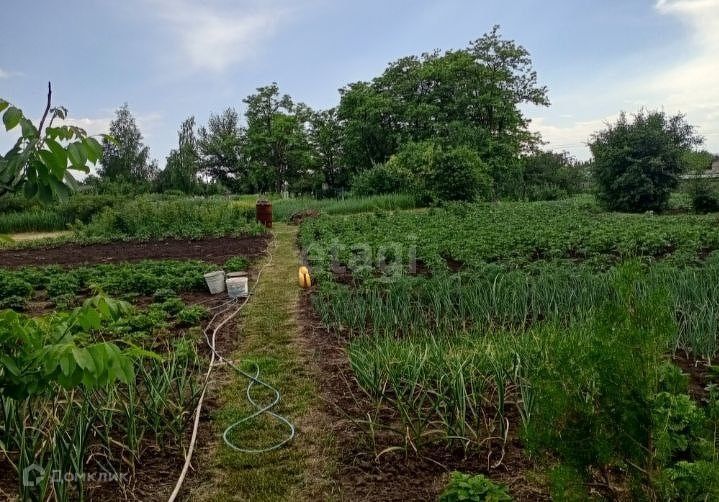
[0,235,270,268]
[298,292,549,501]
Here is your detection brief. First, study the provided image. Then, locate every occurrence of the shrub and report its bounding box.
[351,163,412,196]
[439,472,512,502]
[688,179,719,213]
[426,145,492,202]
[590,110,701,212]
[358,141,493,202]
[520,151,584,201]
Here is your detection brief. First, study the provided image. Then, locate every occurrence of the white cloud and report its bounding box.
[146,0,289,72]
[530,0,719,159]
[0,68,22,79]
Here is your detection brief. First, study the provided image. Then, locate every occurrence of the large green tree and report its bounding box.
[338,26,547,196]
[590,110,702,212]
[243,83,313,193]
[307,108,348,194]
[196,108,246,191]
[156,117,200,193]
[99,104,156,183]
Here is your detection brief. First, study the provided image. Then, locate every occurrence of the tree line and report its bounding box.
[85,27,584,200]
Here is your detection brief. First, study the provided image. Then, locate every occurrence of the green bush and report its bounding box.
[76,197,264,240]
[426,145,492,202]
[688,179,719,213]
[439,472,512,502]
[520,151,585,201]
[351,163,412,196]
[590,110,701,212]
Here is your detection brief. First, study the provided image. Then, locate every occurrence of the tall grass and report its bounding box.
[0,209,69,233]
[269,193,417,221]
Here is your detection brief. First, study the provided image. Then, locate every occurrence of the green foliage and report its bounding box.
[1,88,105,201]
[688,177,719,213]
[652,392,705,466]
[155,117,201,194]
[0,296,137,400]
[520,151,585,201]
[224,256,249,271]
[439,472,512,502]
[548,465,590,501]
[426,145,492,202]
[352,142,492,202]
[99,103,156,183]
[681,149,715,172]
[0,194,120,233]
[243,83,315,193]
[590,110,702,212]
[657,461,719,500]
[177,305,209,326]
[1,259,220,307]
[338,26,547,196]
[76,196,264,239]
[522,263,673,471]
[350,162,412,196]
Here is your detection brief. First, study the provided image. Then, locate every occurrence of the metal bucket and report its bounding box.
[204,270,226,295]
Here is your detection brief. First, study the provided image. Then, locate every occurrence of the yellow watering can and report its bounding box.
[298,266,312,288]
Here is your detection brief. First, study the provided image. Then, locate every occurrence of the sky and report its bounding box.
[1,0,718,165]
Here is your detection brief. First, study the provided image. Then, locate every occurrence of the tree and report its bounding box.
[337,26,547,196]
[520,150,584,200]
[99,104,156,183]
[307,108,348,194]
[243,83,313,193]
[590,110,702,212]
[1,83,104,201]
[197,108,245,191]
[156,117,200,193]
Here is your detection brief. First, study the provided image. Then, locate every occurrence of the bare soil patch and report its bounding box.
[0,235,269,268]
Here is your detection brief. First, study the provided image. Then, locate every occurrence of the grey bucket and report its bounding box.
[204,270,226,294]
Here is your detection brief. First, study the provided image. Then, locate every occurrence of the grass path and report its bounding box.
[191,223,335,501]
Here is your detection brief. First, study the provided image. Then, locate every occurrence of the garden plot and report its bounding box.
[298,198,719,500]
[0,246,267,500]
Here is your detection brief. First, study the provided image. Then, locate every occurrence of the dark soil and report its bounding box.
[298,292,549,501]
[673,353,717,402]
[0,235,270,268]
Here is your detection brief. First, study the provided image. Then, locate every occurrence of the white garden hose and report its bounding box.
[168,234,295,501]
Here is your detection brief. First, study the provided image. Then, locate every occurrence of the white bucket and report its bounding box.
[204,270,226,295]
[226,276,249,298]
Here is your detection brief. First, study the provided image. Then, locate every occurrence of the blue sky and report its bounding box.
[1,0,718,164]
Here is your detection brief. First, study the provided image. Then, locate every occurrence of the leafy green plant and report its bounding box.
[439,472,512,502]
[1,85,106,201]
[0,295,137,399]
[657,460,719,500]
